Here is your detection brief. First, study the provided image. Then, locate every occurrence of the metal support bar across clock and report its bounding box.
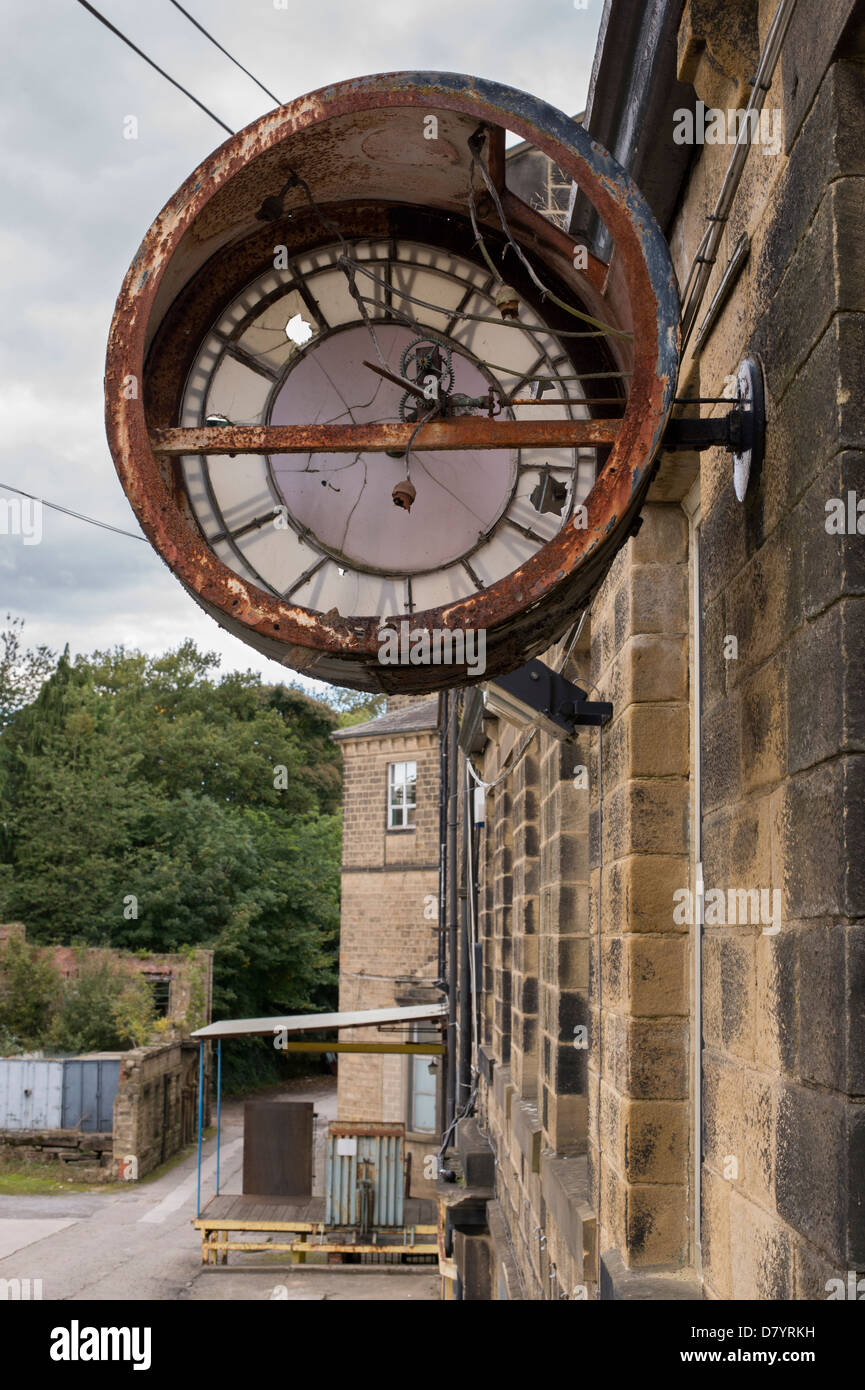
[149,418,622,455]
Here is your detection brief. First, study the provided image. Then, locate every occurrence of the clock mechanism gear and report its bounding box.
[398,337,454,421]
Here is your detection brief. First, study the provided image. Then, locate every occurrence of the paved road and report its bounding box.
[0,1081,438,1303]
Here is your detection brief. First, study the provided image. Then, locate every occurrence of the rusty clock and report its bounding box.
[105,72,680,692]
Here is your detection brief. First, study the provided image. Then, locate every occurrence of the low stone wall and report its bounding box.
[0,1129,113,1180]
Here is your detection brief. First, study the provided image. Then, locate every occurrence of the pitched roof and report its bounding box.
[331,696,440,741]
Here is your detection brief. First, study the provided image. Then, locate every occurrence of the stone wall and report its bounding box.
[112,1041,202,1180]
[588,503,693,1274]
[449,0,865,1301]
[0,1128,113,1180]
[684,43,865,1302]
[0,926,213,1037]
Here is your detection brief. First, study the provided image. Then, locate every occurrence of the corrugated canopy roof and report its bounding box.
[191,1002,446,1041]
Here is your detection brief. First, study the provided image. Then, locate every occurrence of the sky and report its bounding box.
[0,0,603,695]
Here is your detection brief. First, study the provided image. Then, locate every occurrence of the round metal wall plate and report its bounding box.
[732,355,765,502]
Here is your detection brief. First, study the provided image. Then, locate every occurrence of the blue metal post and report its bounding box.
[196,1041,204,1218]
[215,1040,222,1196]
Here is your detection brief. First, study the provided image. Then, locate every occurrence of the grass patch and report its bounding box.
[0,1128,216,1194]
[0,1153,106,1194]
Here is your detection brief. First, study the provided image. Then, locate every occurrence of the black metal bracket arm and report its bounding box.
[667,405,756,453]
[568,696,614,728]
[484,658,613,739]
[661,356,765,501]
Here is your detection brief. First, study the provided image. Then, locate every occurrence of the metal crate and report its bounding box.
[325,1122,405,1231]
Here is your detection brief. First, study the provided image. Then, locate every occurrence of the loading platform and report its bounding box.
[194,1192,437,1264]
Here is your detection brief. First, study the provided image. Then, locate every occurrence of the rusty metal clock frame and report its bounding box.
[105,72,680,692]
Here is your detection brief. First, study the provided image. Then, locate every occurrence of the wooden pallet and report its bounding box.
[193,1193,437,1264]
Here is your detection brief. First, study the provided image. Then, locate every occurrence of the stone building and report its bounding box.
[437,0,865,1301]
[332,695,444,1193]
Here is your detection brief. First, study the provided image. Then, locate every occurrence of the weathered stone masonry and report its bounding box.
[446,0,865,1300]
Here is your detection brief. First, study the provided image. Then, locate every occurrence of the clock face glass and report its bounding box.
[179,238,597,618]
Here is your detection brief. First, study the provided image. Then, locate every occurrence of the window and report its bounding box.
[407,1024,439,1134]
[144,973,172,1019]
[388,761,417,829]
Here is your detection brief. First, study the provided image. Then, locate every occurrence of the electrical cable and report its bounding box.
[0,482,146,542]
[281,172,390,371]
[349,261,620,338]
[437,1084,478,1163]
[73,0,234,137]
[468,130,631,341]
[680,0,799,347]
[467,172,507,284]
[168,0,282,105]
[403,403,440,481]
[362,301,633,383]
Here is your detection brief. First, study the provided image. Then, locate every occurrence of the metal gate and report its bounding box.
[0,1059,64,1130]
[60,1059,120,1132]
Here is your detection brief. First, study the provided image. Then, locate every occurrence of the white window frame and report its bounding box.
[387,760,417,830]
[406,1022,439,1135]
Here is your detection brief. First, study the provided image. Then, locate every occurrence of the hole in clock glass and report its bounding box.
[285,313,313,346]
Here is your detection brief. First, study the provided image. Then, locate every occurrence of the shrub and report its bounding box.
[48,954,156,1053]
[0,934,61,1047]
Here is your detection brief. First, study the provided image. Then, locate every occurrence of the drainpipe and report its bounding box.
[458,753,472,1112]
[680,0,799,347]
[437,691,448,990]
[445,695,459,1132]
[437,690,449,1142]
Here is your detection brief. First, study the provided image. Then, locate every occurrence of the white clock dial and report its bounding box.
[179,238,597,615]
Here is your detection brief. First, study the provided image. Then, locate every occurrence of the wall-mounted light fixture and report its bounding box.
[484,658,612,741]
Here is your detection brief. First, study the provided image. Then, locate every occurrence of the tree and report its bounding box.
[0,616,55,730]
[0,635,342,1083]
[322,684,386,728]
[47,954,157,1053]
[0,933,61,1049]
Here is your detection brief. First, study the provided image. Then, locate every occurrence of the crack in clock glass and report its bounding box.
[179,239,597,620]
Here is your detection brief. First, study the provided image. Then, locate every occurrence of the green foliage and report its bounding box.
[323,685,386,728]
[0,631,343,1083]
[47,954,156,1053]
[0,934,61,1049]
[110,972,158,1049]
[0,616,55,731]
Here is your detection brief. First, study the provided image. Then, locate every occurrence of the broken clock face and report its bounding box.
[178,238,597,623]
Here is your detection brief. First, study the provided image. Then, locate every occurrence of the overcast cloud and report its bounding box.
[0,0,601,692]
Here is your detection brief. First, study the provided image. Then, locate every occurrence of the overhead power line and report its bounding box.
[0,482,146,542]
[73,0,234,137]
[169,0,282,106]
